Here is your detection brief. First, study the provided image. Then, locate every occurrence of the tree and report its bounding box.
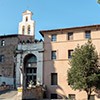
[97,0,100,4]
[67,40,100,100]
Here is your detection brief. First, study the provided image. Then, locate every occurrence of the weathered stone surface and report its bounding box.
[0,35,34,86]
[22,86,44,100]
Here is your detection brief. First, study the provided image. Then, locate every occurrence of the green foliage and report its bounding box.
[67,40,100,97]
[97,0,100,4]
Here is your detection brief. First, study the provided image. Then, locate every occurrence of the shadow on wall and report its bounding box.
[57,85,68,99]
[42,31,100,100]
[43,33,68,99]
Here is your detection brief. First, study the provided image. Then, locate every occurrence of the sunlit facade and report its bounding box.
[40,25,100,100]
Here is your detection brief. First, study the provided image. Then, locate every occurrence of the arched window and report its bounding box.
[24,54,37,88]
[28,25,31,34]
[26,17,28,22]
[22,26,25,34]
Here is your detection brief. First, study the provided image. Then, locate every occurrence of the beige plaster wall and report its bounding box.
[43,28,100,100]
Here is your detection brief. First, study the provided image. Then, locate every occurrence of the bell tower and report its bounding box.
[18,10,35,36]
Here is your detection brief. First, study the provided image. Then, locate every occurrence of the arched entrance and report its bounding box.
[23,54,37,88]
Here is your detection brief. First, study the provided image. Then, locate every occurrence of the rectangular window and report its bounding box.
[0,55,4,62]
[68,50,73,58]
[33,68,37,73]
[69,94,76,100]
[51,51,57,60]
[51,93,57,99]
[68,32,73,40]
[90,95,95,100]
[51,73,57,85]
[85,31,91,39]
[51,34,57,41]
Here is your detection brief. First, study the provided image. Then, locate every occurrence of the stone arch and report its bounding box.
[23,53,37,88]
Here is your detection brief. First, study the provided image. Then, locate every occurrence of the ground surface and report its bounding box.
[0,90,18,100]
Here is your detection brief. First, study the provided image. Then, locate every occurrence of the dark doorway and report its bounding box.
[23,54,37,88]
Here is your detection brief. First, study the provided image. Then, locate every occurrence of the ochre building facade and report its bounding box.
[40,25,100,100]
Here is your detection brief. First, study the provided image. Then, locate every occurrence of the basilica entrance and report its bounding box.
[23,54,37,88]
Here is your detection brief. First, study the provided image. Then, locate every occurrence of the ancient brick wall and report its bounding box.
[0,36,18,78]
[0,35,34,78]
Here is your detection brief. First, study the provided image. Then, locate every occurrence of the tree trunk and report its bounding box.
[87,94,90,100]
[85,89,91,100]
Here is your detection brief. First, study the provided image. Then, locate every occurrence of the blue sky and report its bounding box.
[0,0,100,39]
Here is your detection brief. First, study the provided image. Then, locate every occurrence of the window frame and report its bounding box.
[85,30,91,39]
[67,32,73,40]
[68,49,73,59]
[51,73,57,85]
[51,34,57,42]
[51,51,57,60]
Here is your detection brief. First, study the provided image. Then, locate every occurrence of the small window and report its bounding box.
[28,25,31,34]
[68,32,73,40]
[51,51,57,60]
[51,93,57,99]
[51,34,57,41]
[69,94,76,100]
[1,40,5,46]
[26,17,28,22]
[51,73,57,85]
[0,55,5,62]
[68,50,73,58]
[85,31,91,39]
[89,95,95,100]
[22,26,25,34]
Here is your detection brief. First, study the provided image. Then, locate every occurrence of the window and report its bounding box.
[51,73,57,85]
[28,25,31,34]
[69,94,76,100]
[68,50,73,58]
[51,34,57,41]
[51,93,57,99]
[0,55,4,62]
[22,26,25,34]
[68,32,73,40]
[89,95,95,100]
[25,54,37,87]
[85,31,91,39]
[1,40,5,46]
[51,51,56,60]
[26,17,28,22]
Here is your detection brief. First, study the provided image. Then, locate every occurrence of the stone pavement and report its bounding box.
[0,90,18,100]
